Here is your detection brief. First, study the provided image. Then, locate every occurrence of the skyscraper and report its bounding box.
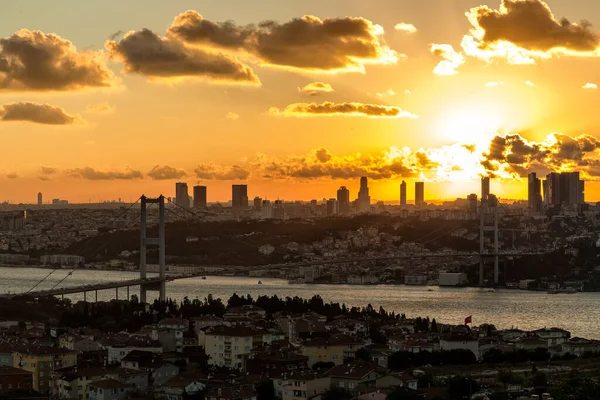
[37,192,42,205]
[232,185,249,210]
[527,173,542,212]
[357,177,371,213]
[193,185,207,208]
[415,182,425,207]
[326,199,339,216]
[175,182,189,208]
[400,181,407,207]
[544,172,585,207]
[253,197,262,210]
[481,177,490,201]
[337,186,350,214]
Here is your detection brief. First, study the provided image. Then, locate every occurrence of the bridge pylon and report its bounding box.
[479,195,499,286]
[140,195,166,303]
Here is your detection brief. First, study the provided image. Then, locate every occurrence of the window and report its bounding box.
[349,382,355,389]
[339,382,344,388]
[332,355,338,360]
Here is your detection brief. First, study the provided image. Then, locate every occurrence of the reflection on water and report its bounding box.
[2,267,599,339]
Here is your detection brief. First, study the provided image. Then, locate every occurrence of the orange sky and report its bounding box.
[2,0,600,203]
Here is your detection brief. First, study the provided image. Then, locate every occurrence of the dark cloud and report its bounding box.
[467,0,600,53]
[0,102,76,125]
[481,133,600,177]
[194,164,251,180]
[270,102,417,118]
[0,29,114,91]
[315,148,332,163]
[40,167,57,175]
[6,173,18,179]
[147,165,188,180]
[106,29,260,84]
[66,167,143,180]
[168,11,397,71]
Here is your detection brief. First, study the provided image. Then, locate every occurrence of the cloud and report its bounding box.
[0,29,114,92]
[394,23,417,33]
[85,102,116,114]
[431,44,465,75]
[583,83,598,89]
[106,29,260,84]
[526,80,535,87]
[0,102,77,125]
[167,11,398,72]
[226,112,240,120]
[485,81,505,87]
[66,167,143,180]
[269,101,418,118]
[194,163,251,180]
[40,167,57,175]
[315,148,332,163]
[147,165,188,180]
[298,81,334,96]
[462,0,600,64]
[481,132,600,178]
[6,173,18,179]
[376,89,395,97]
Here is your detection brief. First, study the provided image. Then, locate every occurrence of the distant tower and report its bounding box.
[326,199,339,216]
[193,185,207,208]
[337,186,350,214]
[232,185,249,211]
[481,177,490,201]
[415,182,425,207]
[37,192,42,205]
[175,182,189,209]
[527,173,542,213]
[357,177,371,213]
[400,181,407,207]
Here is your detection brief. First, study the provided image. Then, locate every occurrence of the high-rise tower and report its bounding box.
[400,181,407,207]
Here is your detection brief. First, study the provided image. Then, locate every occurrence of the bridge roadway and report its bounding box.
[0,252,546,299]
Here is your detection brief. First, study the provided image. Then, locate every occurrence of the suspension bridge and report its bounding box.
[0,193,548,301]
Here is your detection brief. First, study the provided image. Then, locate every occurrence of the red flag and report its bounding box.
[465,316,472,325]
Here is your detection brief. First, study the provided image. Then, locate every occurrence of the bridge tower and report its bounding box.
[479,196,499,286]
[139,195,166,303]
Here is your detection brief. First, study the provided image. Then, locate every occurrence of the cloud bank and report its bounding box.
[0,102,76,125]
[269,102,418,118]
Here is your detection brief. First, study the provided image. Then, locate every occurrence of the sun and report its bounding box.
[435,99,507,149]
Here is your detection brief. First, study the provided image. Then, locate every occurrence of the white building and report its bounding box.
[438,273,468,286]
[440,336,480,360]
[199,326,263,370]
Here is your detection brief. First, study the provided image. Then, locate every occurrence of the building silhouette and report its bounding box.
[37,192,42,205]
[357,177,371,213]
[326,199,339,216]
[193,185,207,208]
[337,186,350,214]
[415,182,425,207]
[468,194,478,214]
[481,177,490,201]
[544,172,584,206]
[253,197,262,210]
[175,182,189,208]
[232,185,249,210]
[527,173,542,212]
[400,181,407,207]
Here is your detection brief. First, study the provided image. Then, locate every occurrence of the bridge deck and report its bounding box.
[0,252,547,299]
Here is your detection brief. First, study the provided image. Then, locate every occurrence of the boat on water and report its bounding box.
[258,281,263,285]
[427,289,434,292]
[201,276,207,280]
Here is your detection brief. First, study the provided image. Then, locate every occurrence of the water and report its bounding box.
[2,267,599,339]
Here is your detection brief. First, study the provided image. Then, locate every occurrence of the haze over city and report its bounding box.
[3,0,600,203]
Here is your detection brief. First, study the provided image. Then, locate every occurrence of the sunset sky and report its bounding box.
[2,0,600,204]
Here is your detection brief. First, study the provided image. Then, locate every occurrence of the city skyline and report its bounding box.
[3,0,600,202]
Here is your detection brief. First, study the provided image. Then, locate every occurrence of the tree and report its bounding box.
[355,347,371,362]
[322,388,353,400]
[489,392,510,400]
[448,376,479,400]
[431,318,438,333]
[531,372,547,388]
[312,361,335,371]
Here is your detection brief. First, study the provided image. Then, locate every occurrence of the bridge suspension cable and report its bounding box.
[23,197,144,294]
